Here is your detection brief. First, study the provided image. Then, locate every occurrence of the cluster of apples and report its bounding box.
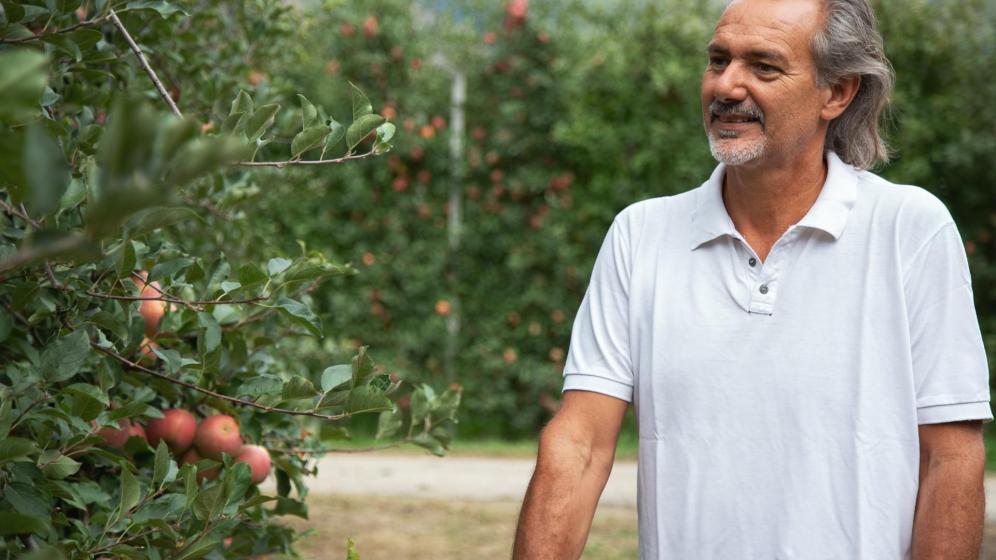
[98,410,272,484]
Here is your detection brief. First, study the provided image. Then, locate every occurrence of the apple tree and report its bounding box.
[0,1,460,558]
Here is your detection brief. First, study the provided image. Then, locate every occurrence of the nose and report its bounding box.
[710,62,749,103]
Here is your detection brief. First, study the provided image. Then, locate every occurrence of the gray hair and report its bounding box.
[811,0,895,170]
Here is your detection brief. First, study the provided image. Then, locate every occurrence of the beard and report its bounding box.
[705,99,767,166]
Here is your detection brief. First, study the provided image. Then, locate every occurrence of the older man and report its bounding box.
[513,0,991,558]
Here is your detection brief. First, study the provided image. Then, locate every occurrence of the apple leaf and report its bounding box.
[349,82,372,121]
[346,114,385,151]
[321,365,352,392]
[274,297,323,338]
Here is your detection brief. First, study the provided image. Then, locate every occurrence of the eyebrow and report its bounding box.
[707,44,789,66]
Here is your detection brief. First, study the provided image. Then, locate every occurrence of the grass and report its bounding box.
[326,427,640,461]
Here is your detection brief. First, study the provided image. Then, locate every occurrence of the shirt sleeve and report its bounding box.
[905,222,993,425]
[562,214,634,402]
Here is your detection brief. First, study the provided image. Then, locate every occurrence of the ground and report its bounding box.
[277,495,996,559]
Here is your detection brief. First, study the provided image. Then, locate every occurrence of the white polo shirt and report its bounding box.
[563,153,992,559]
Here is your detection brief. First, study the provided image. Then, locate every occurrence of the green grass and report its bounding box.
[326,427,640,461]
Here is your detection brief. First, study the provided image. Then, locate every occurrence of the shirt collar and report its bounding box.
[689,152,858,250]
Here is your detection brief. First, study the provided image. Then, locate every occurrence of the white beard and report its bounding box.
[707,128,766,166]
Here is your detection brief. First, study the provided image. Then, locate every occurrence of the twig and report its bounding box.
[0,18,107,44]
[268,442,404,455]
[94,344,351,422]
[238,150,379,168]
[108,10,182,118]
[85,289,267,307]
[0,199,38,227]
[0,234,88,276]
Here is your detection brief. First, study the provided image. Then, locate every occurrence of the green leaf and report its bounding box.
[237,263,267,287]
[291,125,331,159]
[247,103,280,142]
[126,1,188,18]
[192,483,224,521]
[274,297,323,338]
[350,82,373,121]
[375,408,403,440]
[412,432,446,457]
[117,239,137,279]
[118,468,141,517]
[267,257,292,276]
[321,365,352,392]
[38,450,81,479]
[0,437,36,465]
[298,94,318,128]
[376,122,396,144]
[173,536,222,560]
[153,440,170,485]
[346,538,361,560]
[0,49,47,123]
[229,90,253,117]
[351,346,375,387]
[23,124,69,217]
[346,114,386,151]
[0,512,49,536]
[197,312,221,353]
[40,329,90,382]
[282,376,319,400]
[236,375,282,398]
[239,494,278,511]
[324,119,345,153]
[346,385,392,415]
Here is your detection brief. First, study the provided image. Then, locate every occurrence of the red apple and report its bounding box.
[194,414,243,460]
[98,419,147,450]
[180,448,219,482]
[235,445,272,485]
[146,408,197,454]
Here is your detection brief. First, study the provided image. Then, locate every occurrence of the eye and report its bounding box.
[754,62,780,74]
[708,56,729,69]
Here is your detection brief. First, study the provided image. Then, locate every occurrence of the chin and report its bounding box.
[708,136,766,166]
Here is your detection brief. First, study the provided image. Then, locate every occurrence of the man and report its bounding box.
[513,0,992,558]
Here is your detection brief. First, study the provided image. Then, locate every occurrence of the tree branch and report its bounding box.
[85,289,268,308]
[269,442,405,455]
[94,344,351,422]
[238,150,379,168]
[0,18,108,45]
[108,10,183,118]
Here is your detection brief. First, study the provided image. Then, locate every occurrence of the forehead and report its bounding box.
[710,0,824,62]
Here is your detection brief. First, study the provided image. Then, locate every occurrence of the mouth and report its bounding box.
[712,113,760,126]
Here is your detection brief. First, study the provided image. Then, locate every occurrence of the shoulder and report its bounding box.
[612,187,701,232]
[855,169,954,233]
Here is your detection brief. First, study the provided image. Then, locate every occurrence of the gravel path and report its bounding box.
[267,454,996,520]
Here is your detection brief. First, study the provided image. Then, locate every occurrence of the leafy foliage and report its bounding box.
[0,1,460,558]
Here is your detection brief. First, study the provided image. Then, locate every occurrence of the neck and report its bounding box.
[722,144,828,261]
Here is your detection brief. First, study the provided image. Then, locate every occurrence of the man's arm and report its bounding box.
[512,390,629,560]
[912,420,986,560]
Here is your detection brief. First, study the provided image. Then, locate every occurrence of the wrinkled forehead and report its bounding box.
[711,0,825,60]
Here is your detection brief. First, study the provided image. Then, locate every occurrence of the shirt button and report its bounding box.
[748,257,757,267]
[759,284,769,295]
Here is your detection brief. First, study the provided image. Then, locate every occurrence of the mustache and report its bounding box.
[709,99,765,124]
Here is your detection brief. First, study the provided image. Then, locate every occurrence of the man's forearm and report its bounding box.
[911,456,985,559]
[512,445,611,559]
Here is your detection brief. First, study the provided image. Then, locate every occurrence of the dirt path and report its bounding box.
[270,454,996,519]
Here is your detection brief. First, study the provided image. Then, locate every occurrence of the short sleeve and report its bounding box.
[562,215,634,402]
[905,222,993,424]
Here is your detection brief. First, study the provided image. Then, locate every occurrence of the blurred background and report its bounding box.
[225,0,996,445]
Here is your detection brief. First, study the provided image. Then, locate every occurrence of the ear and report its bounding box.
[821,75,860,121]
